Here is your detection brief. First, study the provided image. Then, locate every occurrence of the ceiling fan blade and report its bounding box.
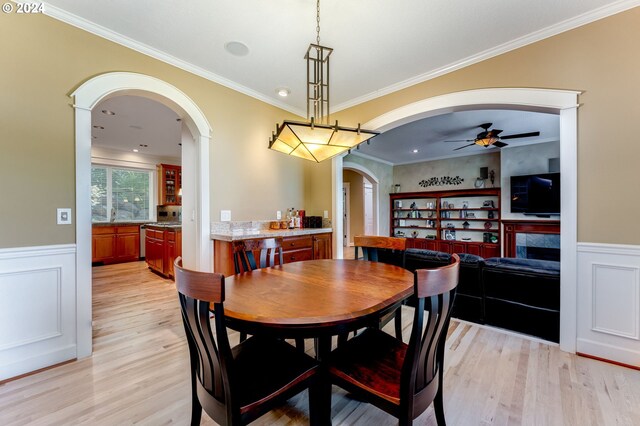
[487,129,503,137]
[453,143,476,151]
[493,141,508,148]
[500,131,540,140]
[479,123,492,130]
[443,139,475,143]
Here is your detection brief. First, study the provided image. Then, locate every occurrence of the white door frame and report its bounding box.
[71,72,212,358]
[343,162,381,237]
[332,87,579,353]
[342,182,351,246]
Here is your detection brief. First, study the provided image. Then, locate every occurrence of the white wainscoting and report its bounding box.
[0,244,77,381]
[577,242,640,367]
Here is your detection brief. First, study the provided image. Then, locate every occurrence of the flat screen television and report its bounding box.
[510,172,560,215]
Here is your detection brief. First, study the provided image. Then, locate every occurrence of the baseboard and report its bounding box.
[577,338,640,369]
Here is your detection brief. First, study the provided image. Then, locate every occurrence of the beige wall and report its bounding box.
[343,170,364,244]
[0,12,315,248]
[333,7,640,245]
[394,152,501,193]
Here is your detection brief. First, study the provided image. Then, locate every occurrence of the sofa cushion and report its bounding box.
[484,257,560,276]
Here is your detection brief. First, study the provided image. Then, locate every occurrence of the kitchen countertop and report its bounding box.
[210,227,332,242]
[144,222,182,230]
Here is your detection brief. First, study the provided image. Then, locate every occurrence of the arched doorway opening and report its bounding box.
[332,88,579,353]
[342,162,381,253]
[72,72,212,357]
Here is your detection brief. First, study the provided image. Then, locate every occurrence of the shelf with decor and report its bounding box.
[390,188,501,257]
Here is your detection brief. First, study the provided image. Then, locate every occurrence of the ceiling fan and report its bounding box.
[444,123,540,151]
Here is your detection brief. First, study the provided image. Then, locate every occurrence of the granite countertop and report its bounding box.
[92,221,149,227]
[144,222,182,230]
[211,227,332,242]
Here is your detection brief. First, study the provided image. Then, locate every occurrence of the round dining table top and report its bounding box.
[223,259,414,336]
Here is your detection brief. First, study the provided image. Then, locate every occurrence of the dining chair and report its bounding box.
[327,254,460,426]
[232,238,305,351]
[232,238,283,274]
[174,257,321,426]
[353,235,407,340]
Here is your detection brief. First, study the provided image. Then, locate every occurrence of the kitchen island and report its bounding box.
[211,224,332,277]
[145,223,182,279]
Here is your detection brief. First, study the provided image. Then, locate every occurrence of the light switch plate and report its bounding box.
[276,210,282,220]
[220,210,231,222]
[57,208,72,225]
[323,210,329,219]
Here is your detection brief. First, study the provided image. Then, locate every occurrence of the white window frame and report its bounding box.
[91,163,155,223]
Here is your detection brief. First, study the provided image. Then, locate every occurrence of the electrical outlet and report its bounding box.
[57,208,72,225]
[276,210,282,220]
[220,210,231,222]
[323,210,329,219]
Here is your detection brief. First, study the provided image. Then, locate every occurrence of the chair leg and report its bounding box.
[191,395,203,426]
[434,389,446,426]
[394,307,403,342]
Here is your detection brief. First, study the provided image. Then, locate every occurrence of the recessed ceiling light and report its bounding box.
[93,125,104,129]
[133,149,139,153]
[412,149,419,153]
[224,41,249,57]
[276,88,291,97]
[101,109,115,115]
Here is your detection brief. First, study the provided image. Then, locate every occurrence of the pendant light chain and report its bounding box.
[316,0,321,44]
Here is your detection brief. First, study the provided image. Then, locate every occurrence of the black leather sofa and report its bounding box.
[403,249,560,342]
[482,257,560,342]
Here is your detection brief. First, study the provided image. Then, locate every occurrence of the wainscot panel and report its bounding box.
[0,244,77,381]
[577,242,640,368]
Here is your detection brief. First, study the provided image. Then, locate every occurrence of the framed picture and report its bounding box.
[444,230,456,241]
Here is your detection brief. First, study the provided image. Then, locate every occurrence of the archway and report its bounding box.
[343,161,381,240]
[332,87,579,353]
[72,72,212,358]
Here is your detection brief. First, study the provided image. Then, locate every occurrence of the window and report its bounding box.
[91,166,152,222]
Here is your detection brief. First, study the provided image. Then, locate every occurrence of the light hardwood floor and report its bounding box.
[1,261,639,425]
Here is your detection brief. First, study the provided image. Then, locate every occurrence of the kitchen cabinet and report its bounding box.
[92,225,140,264]
[213,232,333,277]
[312,233,332,260]
[158,164,181,206]
[145,226,182,279]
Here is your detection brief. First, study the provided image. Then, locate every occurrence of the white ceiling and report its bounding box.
[357,109,560,165]
[92,95,182,158]
[56,0,627,162]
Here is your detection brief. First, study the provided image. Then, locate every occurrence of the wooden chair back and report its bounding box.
[175,257,320,425]
[353,235,406,265]
[403,253,460,423]
[174,257,235,426]
[232,238,283,274]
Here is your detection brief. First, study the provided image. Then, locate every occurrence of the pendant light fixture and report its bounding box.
[268,0,379,162]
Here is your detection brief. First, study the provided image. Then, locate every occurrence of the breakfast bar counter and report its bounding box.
[211,222,333,276]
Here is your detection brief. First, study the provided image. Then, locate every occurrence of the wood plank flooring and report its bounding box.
[1,261,639,425]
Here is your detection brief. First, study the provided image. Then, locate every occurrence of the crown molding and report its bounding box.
[35,2,306,117]
[332,0,640,113]
[347,151,395,166]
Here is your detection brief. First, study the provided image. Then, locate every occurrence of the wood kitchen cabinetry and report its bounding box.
[213,232,333,277]
[158,164,181,206]
[92,225,140,264]
[145,226,182,279]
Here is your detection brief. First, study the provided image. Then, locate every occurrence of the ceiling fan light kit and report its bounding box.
[268,0,378,162]
[446,122,540,151]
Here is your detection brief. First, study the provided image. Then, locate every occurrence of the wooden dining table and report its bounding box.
[223,258,414,425]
